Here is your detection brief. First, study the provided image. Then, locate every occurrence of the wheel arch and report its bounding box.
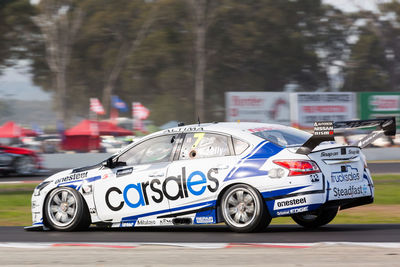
[42,185,91,228]
[216,182,263,223]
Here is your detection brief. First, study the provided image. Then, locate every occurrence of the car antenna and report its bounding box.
[197,116,200,126]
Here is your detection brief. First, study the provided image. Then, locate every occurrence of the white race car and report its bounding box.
[26,118,395,232]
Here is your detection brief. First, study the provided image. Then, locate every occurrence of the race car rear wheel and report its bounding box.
[291,207,338,229]
[221,184,270,233]
[44,187,91,231]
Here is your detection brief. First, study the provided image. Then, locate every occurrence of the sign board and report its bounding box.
[225,92,290,125]
[290,92,356,129]
[359,92,400,129]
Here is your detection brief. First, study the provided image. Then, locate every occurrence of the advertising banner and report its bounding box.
[359,92,400,129]
[225,92,290,125]
[290,92,356,129]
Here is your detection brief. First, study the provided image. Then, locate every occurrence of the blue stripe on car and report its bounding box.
[224,141,283,181]
[57,175,102,188]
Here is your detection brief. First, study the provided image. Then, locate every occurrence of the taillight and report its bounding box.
[273,160,320,176]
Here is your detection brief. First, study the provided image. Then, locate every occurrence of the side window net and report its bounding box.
[179,133,230,160]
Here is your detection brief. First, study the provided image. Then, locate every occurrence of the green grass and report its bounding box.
[0,174,399,226]
[0,190,33,225]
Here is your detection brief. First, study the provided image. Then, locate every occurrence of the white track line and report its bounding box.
[0,242,399,249]
[0,181,41,184]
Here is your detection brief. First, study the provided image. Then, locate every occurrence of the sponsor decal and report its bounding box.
[321,151,338,157]
[117,168,133,177]
[275,197,307,209]
[333,185,367,197]
[55,172,88,184]
[348,149,360,155]
[331,167,360,183]
[89,208,96,214]
[136,219,156,225]
[276,206,308,216]
[160,218,173,225]
[164,127,203,133]
[195,216,214,224]
[102,174,109,180]
[310,174,320,183]
[105,167,219,211]
[313,121,334,136]
[82,184,93,194]
[121,222,134,227]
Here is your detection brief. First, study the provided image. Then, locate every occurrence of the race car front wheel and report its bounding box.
[221,184,271,233]
[291,207,338,229]
[44,187,91,231]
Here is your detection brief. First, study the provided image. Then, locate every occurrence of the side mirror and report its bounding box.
[102,157,115,169]
[102,157,126,169]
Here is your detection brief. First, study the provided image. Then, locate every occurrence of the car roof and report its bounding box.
[164,121,291,133]
[118,122,293,155]
[148,121,295,141]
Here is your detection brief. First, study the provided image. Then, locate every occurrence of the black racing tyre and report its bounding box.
[221,184,271,233]
[291,207,338,229]
[44,187,91,231]
[14,156,35,175]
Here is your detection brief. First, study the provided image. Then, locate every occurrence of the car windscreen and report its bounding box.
[251,128,312,147]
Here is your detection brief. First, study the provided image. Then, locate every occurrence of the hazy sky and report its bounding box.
[324,0,382,13]
[0,64,51,101]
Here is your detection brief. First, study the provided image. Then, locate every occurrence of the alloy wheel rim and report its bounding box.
[47,189,78,227]
[223,188,258,228]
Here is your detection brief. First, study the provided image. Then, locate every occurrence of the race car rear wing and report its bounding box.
[296,117,396,155]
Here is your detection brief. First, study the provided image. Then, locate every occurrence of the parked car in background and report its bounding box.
[0,145,43,176]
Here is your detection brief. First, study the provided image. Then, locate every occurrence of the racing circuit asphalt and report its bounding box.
[0,224,399,243]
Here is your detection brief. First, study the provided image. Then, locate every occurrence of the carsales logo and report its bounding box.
[105,167,219,211]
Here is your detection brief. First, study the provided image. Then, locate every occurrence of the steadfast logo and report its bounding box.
[333,185,367,197]
[105,167,219,211]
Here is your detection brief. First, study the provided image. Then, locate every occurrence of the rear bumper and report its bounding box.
[323,196,374,210]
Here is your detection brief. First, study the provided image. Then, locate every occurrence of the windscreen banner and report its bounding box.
[359,92,400,129]
[290,92,356,129]
[225,92,290,125]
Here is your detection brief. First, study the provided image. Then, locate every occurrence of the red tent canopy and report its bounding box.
[63,120,131,152]
[97,121,132,136]
[64,120,99,136]
[64,120,132,136]
[0,121,38,138]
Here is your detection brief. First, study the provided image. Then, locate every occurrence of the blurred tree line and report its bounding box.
[1,0,400,125]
